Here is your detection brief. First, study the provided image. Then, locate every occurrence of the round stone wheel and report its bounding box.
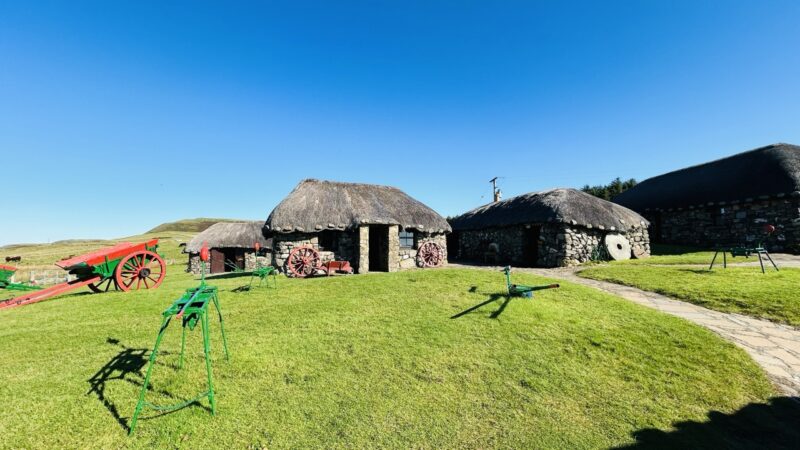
[604,234,631,261]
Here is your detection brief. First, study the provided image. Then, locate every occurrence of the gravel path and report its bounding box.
[450,263,800,396]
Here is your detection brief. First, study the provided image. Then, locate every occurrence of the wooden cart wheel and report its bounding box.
[416,242,444,268]
[115,250,166,291]
[286,246,320,278]
[88,277,119,293]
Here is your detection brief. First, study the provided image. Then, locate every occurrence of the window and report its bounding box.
[319,231,338,250]
[399,230,414,248]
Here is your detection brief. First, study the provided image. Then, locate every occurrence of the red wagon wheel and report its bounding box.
[286,246,320,278]
[416,242,444,268]
[88,278,119,293]
[115,250,166,292]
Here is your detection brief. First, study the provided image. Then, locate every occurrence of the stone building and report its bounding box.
[263,179,451,275]
[186,222,271,274]
[449,188,650,267]
[613,143,800,253]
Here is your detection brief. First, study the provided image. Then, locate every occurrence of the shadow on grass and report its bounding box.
[86,337,208,432]
[203,272,252,280]
[616,396,800,449]
[451,293,512,319]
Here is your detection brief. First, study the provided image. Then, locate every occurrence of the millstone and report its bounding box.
[604,233,631,261]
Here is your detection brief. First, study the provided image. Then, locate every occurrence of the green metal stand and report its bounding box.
[249,265,278,289]
[709,245,779,273]
[129,282,229,434]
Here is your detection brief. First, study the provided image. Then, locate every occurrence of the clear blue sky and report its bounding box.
[2,1,799,245]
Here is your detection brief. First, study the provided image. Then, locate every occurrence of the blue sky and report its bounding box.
[1,1,799,245]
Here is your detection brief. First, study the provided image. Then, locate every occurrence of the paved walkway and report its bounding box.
[451,263,800,396]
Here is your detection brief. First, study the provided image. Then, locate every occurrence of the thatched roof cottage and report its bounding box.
[264,179,451,275]
[613,143,800,252]
[186,221,271,274]
[450,188,650,267]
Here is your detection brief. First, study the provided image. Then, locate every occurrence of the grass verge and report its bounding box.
[579,265,800,326]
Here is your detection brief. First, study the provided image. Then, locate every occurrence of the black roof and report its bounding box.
[613,143,800,211]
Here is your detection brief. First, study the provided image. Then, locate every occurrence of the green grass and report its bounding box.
[580,265,800,326]
[612,244,716,265]
[0,244,785,448]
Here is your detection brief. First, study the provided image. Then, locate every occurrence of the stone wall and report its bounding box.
[645,196,800,252]
[398,232,448,270]
[456,223,650,267]
[272,231,356,274]
[271,227,449,274]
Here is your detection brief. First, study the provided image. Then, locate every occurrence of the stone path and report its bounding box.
[450,263,800,396]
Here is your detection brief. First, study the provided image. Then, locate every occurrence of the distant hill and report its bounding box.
[147,218,255,233]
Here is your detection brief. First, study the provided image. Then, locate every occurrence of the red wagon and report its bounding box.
[0,239,166,310]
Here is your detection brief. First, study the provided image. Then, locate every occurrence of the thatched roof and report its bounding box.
[450,188,648,232]
[186,221,271,253]
[264,179,451,234]
[614,143,800,211]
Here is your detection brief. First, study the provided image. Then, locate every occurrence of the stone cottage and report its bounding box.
[186,221,271,274]
[263,179,451,275]
[449,188,650,267]
[613,143,800,253]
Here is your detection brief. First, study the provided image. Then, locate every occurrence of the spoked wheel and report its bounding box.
[286,246,320,278]
[115,250,166,291]
[88,277,119,293]
[416,242,445,268]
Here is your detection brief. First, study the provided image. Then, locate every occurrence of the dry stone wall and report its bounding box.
[456,223,650,267]
[645,196,800,253]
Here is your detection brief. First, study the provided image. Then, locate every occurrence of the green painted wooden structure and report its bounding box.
[129,258,229,435]
[0,265,42,292]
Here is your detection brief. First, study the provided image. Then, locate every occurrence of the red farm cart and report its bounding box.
[0,239,166,310]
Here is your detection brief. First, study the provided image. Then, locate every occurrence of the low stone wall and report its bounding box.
[398,232,448,270]
[456,223,650,267]
[272,232,355,273]
[645,197,800,252]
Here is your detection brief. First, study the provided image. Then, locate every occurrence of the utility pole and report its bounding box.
[489,177,501,202]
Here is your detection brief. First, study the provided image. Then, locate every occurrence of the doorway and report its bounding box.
[369,225,389,272]
[446,231,460,260]
[210,248,245,274]
[522,226,541,267]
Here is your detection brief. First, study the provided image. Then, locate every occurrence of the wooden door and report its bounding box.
[210,249,225,273]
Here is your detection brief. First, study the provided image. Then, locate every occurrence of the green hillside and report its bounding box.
[147,218,255,234]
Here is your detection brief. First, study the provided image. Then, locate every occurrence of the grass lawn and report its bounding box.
[0,244,792,448]
[610,244,716,266]
[579,265,800,326]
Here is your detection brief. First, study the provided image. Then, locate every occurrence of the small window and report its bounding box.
[319,231,338,250]
[399,230,415,248]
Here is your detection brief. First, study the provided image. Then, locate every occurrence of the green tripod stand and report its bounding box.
[130,246,229,435]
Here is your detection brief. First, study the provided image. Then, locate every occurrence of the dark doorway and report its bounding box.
[650,212,663,244]
[522,226,541,267]
[368,225,389,272]
[446,231,460,259]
